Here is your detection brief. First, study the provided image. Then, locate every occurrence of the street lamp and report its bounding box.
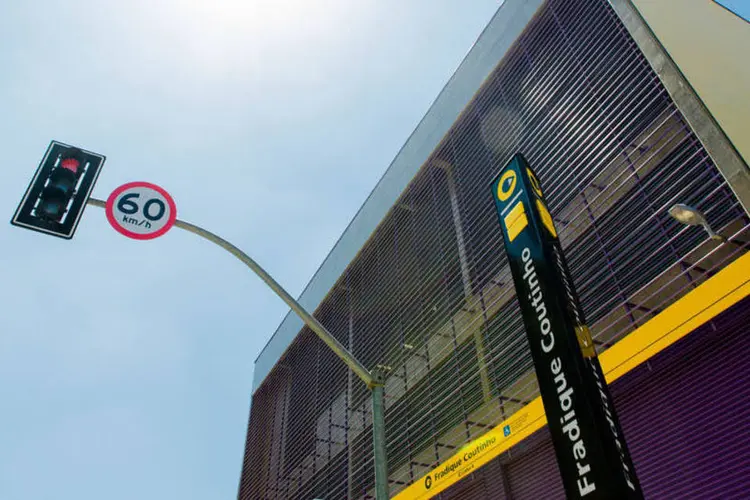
[668,203,727,242]
[86,197,391,500]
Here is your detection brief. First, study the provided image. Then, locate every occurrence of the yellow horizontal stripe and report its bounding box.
[394,251,750,500]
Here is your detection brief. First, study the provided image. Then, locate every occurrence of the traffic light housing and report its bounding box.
[11,141,105,239]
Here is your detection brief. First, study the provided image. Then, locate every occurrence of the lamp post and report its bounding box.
[87,197,390,500]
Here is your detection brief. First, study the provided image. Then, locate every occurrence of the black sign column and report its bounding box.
[491,154,643,499]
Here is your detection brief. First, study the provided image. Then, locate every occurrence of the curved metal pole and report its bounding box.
[87,197,374,387]
[88,197,388,498]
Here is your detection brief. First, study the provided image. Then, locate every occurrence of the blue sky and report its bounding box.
[0,1,501,499]
[715,0,750,22]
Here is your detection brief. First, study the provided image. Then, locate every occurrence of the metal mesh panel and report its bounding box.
[238,0,749,498]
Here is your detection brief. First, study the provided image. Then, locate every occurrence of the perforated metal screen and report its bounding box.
[239,0,749,498]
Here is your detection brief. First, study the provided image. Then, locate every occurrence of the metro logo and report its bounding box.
[496,169,518,201]
[527,167,544,198]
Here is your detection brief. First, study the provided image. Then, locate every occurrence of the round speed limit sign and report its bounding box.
[105,182,177,240]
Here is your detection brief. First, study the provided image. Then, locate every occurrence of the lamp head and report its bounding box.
[668,204,706,226]
[668,204,725,241]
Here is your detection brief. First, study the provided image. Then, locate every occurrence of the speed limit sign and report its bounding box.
[105,182,177,240]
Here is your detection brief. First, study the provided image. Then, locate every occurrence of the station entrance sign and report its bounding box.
[490,154,643,499]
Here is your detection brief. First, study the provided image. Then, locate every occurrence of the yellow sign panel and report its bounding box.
[395,399,547,500]
[393,251,750,500]
[575,325,596,359]
[503,201,528,243]
[535,198,557,238]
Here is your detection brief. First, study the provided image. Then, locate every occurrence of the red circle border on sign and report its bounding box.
[105,181,178,240]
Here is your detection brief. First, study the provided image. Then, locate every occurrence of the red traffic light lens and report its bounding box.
[60,157,80,173]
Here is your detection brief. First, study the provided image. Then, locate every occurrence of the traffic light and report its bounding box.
[11,141,106,239]
[37,150,81,221]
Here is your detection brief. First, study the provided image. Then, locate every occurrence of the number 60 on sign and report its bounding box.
[105,182,177,240]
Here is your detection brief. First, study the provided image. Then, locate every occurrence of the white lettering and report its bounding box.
[577,474,597,496]
[541,328,555,353]
[562,418,580,442]
[573,440,587,460]
[559,386,574,412]
[550,357,561,375]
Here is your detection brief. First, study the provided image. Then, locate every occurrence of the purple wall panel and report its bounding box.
[612,296,750,499]
[505,433,565,499]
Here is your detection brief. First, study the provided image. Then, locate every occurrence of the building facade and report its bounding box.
[239,0,750,498]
